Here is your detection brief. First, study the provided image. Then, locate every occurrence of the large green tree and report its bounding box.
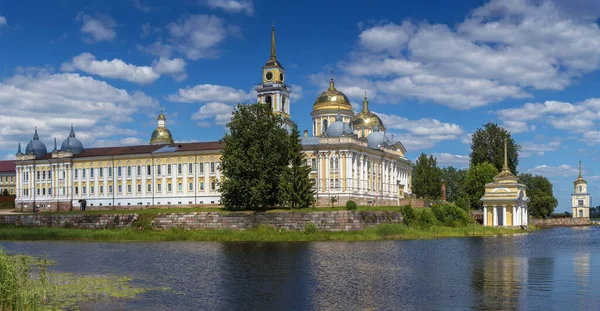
[441,166,467,202]
[412,153,442,199]
[279,124,316,209]
[470,123,521,174]
[462,162,498,210]
[518,173,558,218]
[219,103,290,211]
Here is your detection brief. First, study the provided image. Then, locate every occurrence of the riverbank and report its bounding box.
[0,223,526,242]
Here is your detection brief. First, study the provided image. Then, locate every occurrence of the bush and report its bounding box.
[346,200,358,211]
[416,209,438,228]
[431,203,474,227]
[400,205,416,227]
[304,223,317,234]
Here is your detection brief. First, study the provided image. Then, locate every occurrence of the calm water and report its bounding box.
[1,227,599,310]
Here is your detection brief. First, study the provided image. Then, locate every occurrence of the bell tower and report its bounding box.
[572,161,590,218]
[256,22,293,127]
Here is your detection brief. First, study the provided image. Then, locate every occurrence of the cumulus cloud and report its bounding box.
[0,16,7,27]
[76,12,117,43]
[520,141,561,158]
[191,102,234,126]
[378,113,464,150]
[202,0,254,15]
[529,164,580,177]
[0,71,158,153]
[322,0,600,109]
[432,153,470,168]
[61,53,186,84]
[140,15,233,60]
[168,84,252,103]
[131,0,153,13]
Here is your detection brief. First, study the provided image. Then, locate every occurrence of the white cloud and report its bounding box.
[0,71,157,152]
[202,0,254,15]
[379,113,464,150]
[520,141,561,158]
[93,137,145,147]
[152,57,187,81]
[461,134,472,145]
[0,16,7,27]
[529,164,579,177]
[191,102,234,126]
[168,84,252,103]
[76,13,117,43]
[141,14,230,60]
[326,0,600,109]
[61,53,159,84]
[131,0,153,13]
[432,153,470,168]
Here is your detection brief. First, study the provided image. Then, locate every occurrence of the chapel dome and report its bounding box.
[352,94,386,131]
[150,127,174,145]
[60,125,84,155]
[326,113,354,137]
[367,126,390,149]
[312,78,353,113]
[25,128,47,158]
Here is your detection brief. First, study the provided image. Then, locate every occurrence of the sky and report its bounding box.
[1,0,600,212]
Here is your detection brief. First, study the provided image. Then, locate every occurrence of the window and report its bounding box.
[147,184,151,192]
[127,185,132,193]
[90,168,94,178]
[48,171,51,179]
[48,188,51,195]
[62,171,65,179]
[42,188,46,195]
[147,165,151,175]
[137,166,141,177]
[578,199,584,206]
[188,164,193,174]
[99,168,103,177]
[210,162,215,174]
[168,184,172,192]
[323,119,328,133]
[199,163,204,174]
[211,182,216,191]
[100,185,104,194]
[127,166,131,177]
[42,171,46,180]
[200,182,204,191]
[312,159,317,170]
[137,184,141,193]
[82,169,86,178]
[108,185,113,193]
[178,164,182,175]
[178,183,182,192]
[157,184,162,192]
[579,185,583,192]
[157,165,162,175]
[83,186,86,194]
[75,186,79,194]
[188,183,193,191]
[167,164,172,175]
[37,171,40,180]
[108,168,112,177]
[118,167,122,177]
[90,186,94,194]
[118,185,122,193]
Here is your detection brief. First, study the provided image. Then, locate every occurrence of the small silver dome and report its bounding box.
[60,125,84,155]
[325,113,353,137]
[25,128,48,158]
[367,126,390,149]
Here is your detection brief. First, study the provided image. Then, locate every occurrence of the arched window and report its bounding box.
[323,119,328,134]
[330,157,335,169]
[282,97,286,113]
[266,96,272,110]
[579,185,583,192]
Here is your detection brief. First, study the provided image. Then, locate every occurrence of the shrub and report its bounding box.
[431,203,474,227]
[400,205,416,227]
[304,223,317,234]
[416,209,438,228]
[346,200,358,211]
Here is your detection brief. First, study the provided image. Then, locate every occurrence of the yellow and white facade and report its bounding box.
[572,161,590,218]
[0,161,16,195]
[480,139,529,227]
[13,24,412,211]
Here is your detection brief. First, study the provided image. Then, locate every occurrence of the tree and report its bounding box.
[462,162,498,210]
[441,166,467,202]
[412,153,442,199]
[518,173,558,218]
[219,103,290,211]
[2,189,8,196]
[278,124,316,209]
[470,123,521,174]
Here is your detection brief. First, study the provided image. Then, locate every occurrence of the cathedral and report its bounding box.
[13,24,412,212]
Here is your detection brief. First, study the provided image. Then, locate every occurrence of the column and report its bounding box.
[512,206,516,226]
[502,206,507,227]
[493,206,498,226]
[483,206,487,226]
[325,152,329,192]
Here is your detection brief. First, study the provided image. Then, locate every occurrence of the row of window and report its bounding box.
[73,163,218,180]
[0,176,14,183]
[22,181,218,197]
[0,188,14,194]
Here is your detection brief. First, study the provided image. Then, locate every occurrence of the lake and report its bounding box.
[1,227,599,310]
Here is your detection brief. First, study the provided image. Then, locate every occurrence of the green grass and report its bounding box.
[0,223,523,243]
[0,248,145,310]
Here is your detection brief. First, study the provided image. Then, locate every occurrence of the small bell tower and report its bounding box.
[256,22,293,127]
[572,161,590,218]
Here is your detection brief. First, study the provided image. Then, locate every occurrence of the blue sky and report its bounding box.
[1,0,600,211]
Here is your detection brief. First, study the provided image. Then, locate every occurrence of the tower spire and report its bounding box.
[33,127,39,140]
[329,70,335,90]
[363,91,369,112]
[502,137,509,172]
[270,21,277,61]
[69,124,75,138]
[579,160,583,179]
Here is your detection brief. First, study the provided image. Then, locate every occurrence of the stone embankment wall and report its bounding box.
[152,211,403,231]
[529,217,591,228]
[0,214,138,229]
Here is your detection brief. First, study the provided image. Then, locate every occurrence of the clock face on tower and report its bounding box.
[280,73,284,81]
[265,72,273,81]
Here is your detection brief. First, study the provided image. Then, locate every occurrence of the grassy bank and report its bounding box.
[0,248,145,310]
[0,223,524,242]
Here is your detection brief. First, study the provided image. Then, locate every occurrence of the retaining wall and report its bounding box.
[0,214,138,229]
[529,217,591,228]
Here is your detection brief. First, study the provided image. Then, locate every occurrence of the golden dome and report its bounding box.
[312,78,353,112]
[352,94,386,131]
[150,127,173,145]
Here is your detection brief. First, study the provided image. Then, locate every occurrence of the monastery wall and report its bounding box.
[0,214,137,229]
[529,217,591,228]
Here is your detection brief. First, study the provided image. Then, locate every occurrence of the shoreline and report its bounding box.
[0,223,529,242]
